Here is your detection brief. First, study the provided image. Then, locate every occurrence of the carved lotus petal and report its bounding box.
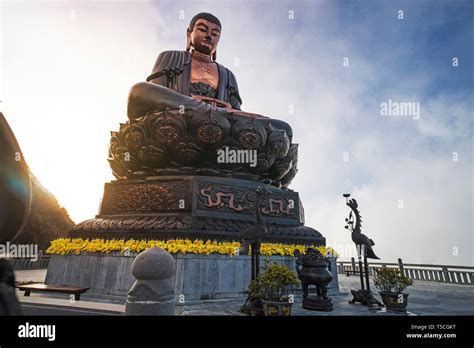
[152,112,186,145]
[268,130,290,158]
[192,111,230,144]
[109,134,121,159]
[124,125,145,152]
[155,125,179,144]
[174,142,202,166]
[197,124,223,144]
[232,120,267,149]
[139,145,166,167]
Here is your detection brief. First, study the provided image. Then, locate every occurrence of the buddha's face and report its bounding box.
[187,19,221,56]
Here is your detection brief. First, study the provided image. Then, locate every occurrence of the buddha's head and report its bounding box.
[186,12,221,61]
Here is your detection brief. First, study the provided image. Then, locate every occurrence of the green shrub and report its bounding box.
[248,261,300,301]
[374,268,413,293]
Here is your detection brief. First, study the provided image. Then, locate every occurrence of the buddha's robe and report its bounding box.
[127,51,292,140]
[147,50,242,110]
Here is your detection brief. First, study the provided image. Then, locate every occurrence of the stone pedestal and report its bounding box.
[302,296,333,311]
[70,175,324,245]
[45,253,339,301]
[56,170,329,304]
[125,247,176,315]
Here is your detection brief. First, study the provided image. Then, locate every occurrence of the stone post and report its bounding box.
[398,258,404,276]
[125,247,176,315]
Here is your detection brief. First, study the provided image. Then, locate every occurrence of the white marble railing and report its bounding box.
[337,258,473,285]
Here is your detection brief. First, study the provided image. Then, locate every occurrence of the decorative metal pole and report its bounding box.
[357,245,365,290]
[251,242,257,281]
[255,242,261,277]
[344,194,364,290]
[363,246,371,292]
[240,186,268,315]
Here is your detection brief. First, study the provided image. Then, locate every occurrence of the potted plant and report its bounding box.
[248,261,300,316]
[374,267,413,312]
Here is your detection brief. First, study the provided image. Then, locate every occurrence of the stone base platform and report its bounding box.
[45,253,339,301]
[302,296,334,311]
[70,175,325,245]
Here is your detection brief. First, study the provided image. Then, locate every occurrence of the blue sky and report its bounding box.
[1,0,472,265]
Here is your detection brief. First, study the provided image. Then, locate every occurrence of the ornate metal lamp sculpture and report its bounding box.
[343,194,383,307]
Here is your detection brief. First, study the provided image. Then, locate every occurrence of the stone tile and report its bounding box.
[14,270,474,316]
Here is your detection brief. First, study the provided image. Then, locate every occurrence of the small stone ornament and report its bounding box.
[125,247,176,315]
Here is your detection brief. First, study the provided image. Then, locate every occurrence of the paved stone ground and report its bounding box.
[14,269,474,316]
[179,276,474,316]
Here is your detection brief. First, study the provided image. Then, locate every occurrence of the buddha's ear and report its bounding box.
[212,51,217,61]
[186,28,191,51]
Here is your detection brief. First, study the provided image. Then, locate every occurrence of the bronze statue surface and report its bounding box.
[110,12,296,188]
[294,248,334,311]
[131,13,241,116]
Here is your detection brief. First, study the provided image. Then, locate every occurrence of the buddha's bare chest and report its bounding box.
[190,59,219,90]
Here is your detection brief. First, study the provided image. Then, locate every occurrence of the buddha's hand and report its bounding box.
[190,95,233,111]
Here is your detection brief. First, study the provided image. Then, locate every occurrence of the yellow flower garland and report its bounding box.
[46,238,338,258]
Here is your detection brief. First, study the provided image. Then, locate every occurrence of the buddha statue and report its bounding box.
[109,12,298,189]
[127,12,292,140]
[128,13,241,116]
